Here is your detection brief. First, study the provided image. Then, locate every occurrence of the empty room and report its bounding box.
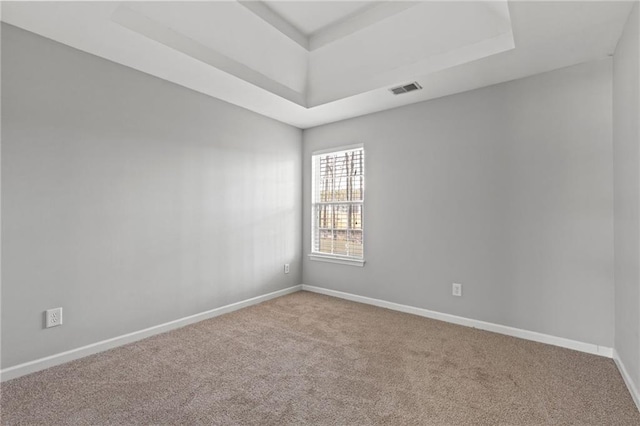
[1,0,640,424]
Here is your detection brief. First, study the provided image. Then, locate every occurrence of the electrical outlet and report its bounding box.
[452,283,462,297]
[45,307,63,328]
[284,264,290,274]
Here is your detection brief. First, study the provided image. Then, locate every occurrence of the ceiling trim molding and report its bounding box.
[237,1,309,50]
[112,4,307,107]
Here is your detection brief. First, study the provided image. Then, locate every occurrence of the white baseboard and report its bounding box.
[0,285,302,382]
[613,349,640,412]
[301,284,614,358]
[1,283,622,391]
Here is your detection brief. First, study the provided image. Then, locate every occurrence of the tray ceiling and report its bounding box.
[1,1,635,129]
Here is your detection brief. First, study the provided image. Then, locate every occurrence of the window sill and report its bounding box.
[308,254,365,267]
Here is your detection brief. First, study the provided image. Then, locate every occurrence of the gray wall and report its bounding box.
[303,59,615,347]
[1,25,302,369]
[614,3,640,393]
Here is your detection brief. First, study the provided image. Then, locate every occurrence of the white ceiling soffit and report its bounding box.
[112,3,308,106]
[1,1,635,129]
[111,1,514,108]
[307,1,514,106]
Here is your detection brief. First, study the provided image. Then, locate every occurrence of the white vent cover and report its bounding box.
[390,82,422,95]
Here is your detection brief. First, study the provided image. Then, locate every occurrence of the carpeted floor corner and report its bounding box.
[1,291,638,425]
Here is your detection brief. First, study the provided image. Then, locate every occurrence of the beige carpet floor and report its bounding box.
[1,291,638,425]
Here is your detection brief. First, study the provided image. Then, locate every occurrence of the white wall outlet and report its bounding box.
[452,283,462,297]
[45,307,63,328]
[284,264,290,274]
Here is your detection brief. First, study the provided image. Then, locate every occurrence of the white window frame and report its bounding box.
[309,144,365,267]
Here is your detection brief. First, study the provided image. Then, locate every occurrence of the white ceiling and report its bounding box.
[1,1,635,129]
[264,1,375,35]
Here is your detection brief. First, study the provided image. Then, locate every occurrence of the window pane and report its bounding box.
[332,230,349,255]
[350,205,362,230]
[334,205,348,230]
[351,175,364,201]
[318,205,333,229]
[319,229,333,253]
[318,150,364,202]
[330,204,361,230]
[330,229,363,257]
[347,230,363,257]
[320,178,333,202]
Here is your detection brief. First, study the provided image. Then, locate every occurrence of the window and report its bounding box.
[310,145,365,266]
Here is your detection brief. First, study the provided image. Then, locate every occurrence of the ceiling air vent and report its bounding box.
[390,82,422,95]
